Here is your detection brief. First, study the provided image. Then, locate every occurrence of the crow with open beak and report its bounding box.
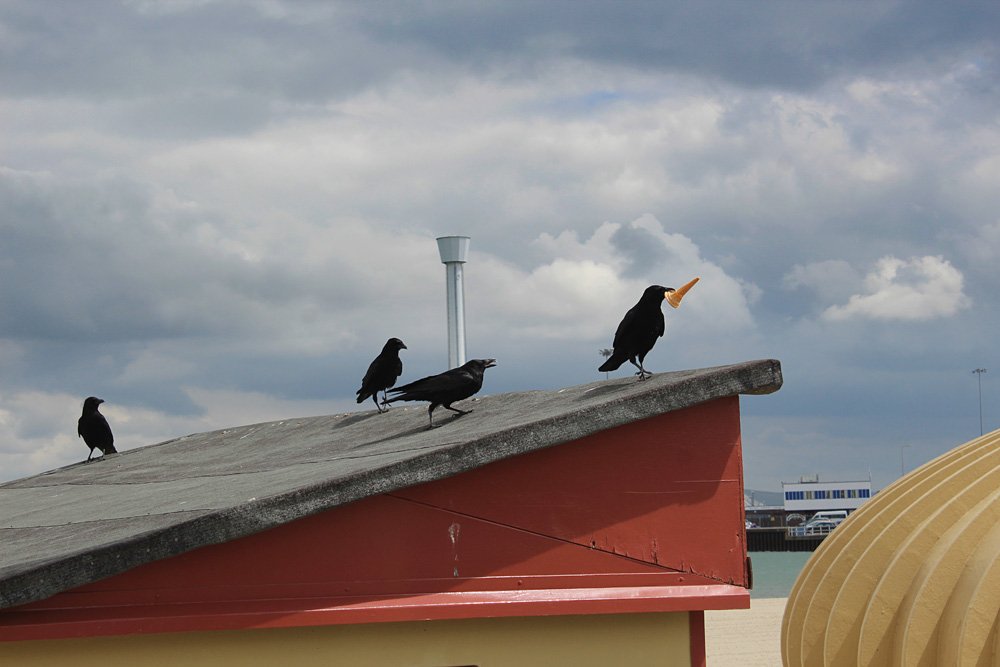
[385,358,497,428]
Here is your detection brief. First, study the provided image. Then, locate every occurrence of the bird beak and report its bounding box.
[485,359,497,368]
[665,277,699,309]
[401,343,408,349]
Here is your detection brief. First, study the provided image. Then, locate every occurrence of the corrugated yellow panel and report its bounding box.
[782,429,1000,667]
[856,458,1000,665]
[893,490,1000,666]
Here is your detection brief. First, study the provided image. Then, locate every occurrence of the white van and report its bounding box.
[810,510,848,523]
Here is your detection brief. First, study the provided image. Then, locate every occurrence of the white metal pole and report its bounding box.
[437,236,470,368]
[445,261,466,367]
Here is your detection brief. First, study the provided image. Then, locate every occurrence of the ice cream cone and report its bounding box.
[665,277,699,308]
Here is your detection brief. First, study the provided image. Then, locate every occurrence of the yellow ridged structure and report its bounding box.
[782,428,1000,666]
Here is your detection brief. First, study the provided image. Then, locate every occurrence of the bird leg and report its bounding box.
[372,394,385,413]
[629,359,652,380]
[86,450,94,463]
[426,405,471,428]
[443,404,471,418]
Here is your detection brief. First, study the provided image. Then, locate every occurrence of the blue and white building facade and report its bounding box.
[782,477,872,514]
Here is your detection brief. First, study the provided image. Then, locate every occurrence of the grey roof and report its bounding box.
[0,359,781,611]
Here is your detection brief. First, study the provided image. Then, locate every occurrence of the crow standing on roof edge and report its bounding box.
[78,396,117,462]
[598,278,699,380]
[356,337,407,412]
[384,359,497,428]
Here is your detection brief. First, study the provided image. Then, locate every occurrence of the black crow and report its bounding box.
[385,358,497,428]
[598,278,698,379]
[78,396,117,462]
[356,337,407,413]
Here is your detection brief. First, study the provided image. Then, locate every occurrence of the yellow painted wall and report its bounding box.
[0,612,692,667]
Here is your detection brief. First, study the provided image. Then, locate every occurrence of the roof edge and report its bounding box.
[0,359,781,611]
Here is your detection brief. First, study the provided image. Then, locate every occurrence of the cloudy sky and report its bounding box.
[2,0,999,492]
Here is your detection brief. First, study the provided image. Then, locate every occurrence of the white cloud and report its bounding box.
[475,215,755,340]
[0,391,93,480]
[822,255,970,322]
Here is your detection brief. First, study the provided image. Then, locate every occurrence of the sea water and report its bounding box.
[749,551,813,598]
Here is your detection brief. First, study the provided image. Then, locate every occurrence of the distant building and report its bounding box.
[782,475,872,514]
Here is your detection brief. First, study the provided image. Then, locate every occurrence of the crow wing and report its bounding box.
[356,350,404,402]
[612,302,664,349]
[78,413,115,451]
[389,366,477,402]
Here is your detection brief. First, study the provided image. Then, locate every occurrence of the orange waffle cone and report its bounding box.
[666,277,699,308]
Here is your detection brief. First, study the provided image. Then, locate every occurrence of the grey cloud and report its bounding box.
[4,1,998,109]
[609,222,672,279]
[0,169,365,343]
[0,2,415,138]
[361,1,1000,90]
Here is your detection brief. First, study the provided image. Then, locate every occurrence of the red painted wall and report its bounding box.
[1,397,747,640]
[395,394,747,581]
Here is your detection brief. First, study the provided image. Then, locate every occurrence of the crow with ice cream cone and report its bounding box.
[599,278,699,379]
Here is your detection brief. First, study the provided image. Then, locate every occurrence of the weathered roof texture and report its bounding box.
[0,359,781,611]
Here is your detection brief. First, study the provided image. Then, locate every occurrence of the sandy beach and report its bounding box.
[705,597,786,666]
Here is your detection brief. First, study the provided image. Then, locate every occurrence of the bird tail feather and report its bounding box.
[599,352,627,372]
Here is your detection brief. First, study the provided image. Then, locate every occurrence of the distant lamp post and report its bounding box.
[599,349,613,378]
[973,368,987,436]
[900,444,911,477]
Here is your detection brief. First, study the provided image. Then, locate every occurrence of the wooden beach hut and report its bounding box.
[0,360,782,666]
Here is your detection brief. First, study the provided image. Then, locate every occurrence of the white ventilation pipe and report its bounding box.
[436,236,470,369]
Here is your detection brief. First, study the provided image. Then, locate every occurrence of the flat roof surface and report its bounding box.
[0,359,781,610]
